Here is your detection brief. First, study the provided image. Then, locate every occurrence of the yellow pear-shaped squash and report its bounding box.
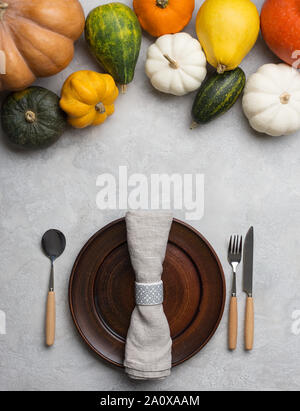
[196,0,260,73]
[60,70,119,128]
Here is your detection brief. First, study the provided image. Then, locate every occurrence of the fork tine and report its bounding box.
[229,236,232,253]
[235,235,239,254]
[239,236,242,254]
[233,235,237,254]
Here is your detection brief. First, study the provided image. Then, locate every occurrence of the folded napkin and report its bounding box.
[124,210,173,380]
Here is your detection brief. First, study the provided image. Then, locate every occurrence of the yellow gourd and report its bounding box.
[60,70,119,128]
[195,0,260,73]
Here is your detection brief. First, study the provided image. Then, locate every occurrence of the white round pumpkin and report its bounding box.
[145,33,207,96]
[242,63,300,136]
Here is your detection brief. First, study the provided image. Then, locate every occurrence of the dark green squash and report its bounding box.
[1,86,67,149]
[191,67,246,126]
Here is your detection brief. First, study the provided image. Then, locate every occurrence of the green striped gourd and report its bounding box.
[191,67,246,127]
[85,3,142,93]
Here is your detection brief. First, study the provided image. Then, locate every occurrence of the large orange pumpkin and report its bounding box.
[0,0,85,91]
[261,0,300,67]
[133,0,195,37]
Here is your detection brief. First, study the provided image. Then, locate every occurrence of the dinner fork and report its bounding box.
[228,234,242,350]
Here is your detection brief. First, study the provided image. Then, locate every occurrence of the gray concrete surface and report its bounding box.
[1,0,300,391]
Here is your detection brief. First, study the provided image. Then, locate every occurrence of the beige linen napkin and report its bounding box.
[124,210,173,380]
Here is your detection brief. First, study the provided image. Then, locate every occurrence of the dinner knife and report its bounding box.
[243,226,254,351]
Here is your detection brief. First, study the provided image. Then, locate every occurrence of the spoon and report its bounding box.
[42,229,66,346]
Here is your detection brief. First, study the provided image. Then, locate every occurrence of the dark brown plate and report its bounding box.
[69,218,225,367]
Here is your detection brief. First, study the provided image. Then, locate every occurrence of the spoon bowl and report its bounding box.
[42,229,66,262]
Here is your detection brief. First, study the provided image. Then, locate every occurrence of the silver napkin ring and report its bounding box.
[135,281,164,306]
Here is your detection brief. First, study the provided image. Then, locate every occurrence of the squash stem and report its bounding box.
[95,102,106,113]
[190,121,198,130]
[25,110,36,123]
[0,2,8,20]
[163,54,179,69]
[280,92,290,105]
[156,0,168,8]
[217,64,227,74]
[120,84,127,94]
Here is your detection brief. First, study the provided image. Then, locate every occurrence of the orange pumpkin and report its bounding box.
[133,0,195,37]
[261,0,300,67]
[0,0,85,91]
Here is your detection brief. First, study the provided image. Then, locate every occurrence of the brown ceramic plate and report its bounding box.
[69,218,225,367]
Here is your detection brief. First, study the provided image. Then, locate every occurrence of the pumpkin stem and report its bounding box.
[217,64,227,74]
[190,121,199,130]
[120,84,127,94]
[25,110,36,123]
[163,54,179,69]
[156,0,169,8]
[0,2,8,19]
[280,92,290,105]
[95,102,106,114]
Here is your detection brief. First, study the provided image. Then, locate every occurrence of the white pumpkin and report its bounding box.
[145,33,207,96]
[243,63,300,137]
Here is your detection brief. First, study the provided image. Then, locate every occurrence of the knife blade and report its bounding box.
[243,226,254,350]
[243,227,254,297]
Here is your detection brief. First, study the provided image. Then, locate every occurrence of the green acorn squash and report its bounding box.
[85,2,142,92]
[1,86,67,149]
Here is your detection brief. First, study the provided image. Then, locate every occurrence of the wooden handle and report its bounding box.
[228,296,238,350]
[245,297,254,351]
[46,291,55,346]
